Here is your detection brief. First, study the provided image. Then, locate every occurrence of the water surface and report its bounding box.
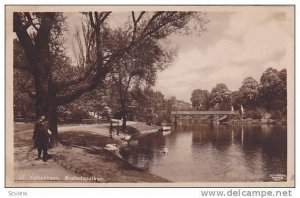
[121,123,287,182]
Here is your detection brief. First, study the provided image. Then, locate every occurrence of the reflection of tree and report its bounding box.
[125,133,167,170]
[191,123,287,181]
[238,124,287,180]
[210,125,232,152]
[124,123,287,181]
[191,124,232,154]
[261,125,287,179]
[128,150,154,170]
[192,124,211,144]
[238,125,263,168]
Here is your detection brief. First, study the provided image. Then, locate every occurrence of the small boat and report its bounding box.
[161,123,172,131]
[162,126,171,131]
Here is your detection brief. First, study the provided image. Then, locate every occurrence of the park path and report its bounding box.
[14,128,89,183]
[13,122,168,184]
[14,123,115,183]
[57,121,160,138]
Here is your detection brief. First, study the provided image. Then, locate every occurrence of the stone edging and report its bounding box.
[52,155,105,183]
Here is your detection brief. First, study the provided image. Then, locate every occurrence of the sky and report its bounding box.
[153,7,294,102]
[63,7,294,103]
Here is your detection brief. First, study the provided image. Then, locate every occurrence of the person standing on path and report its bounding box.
[33,116,51,162]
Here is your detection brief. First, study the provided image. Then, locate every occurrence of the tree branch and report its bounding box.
[89,12,96,29]
[55,61,97,89]
[24,12,39,31]
[131,11,145,44]
[13,13,37,71]
[99,12,111,25]
[56,67,109,106]
[141,12,164,36]
[14,63,32,72]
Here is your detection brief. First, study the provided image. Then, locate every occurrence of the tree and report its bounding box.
[259,67,287,110]
[108,34,173,130]
[239,77,259,108]
[14,13,58,138]
[145,90,166,125]
[231,91,243,110]
[13,11,207,143]
[58,88,108,123]
[278,68,287,112]
[13,70,35,120]
[210,83,231,110]
[131,87,169,125]
[190,89,209,110]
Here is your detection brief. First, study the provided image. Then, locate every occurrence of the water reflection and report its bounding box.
[122,123,287,182]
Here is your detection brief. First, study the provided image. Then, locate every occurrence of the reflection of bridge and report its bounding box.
[171,111,240,124]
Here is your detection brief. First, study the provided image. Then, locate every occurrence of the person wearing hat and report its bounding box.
[33,116,51,162]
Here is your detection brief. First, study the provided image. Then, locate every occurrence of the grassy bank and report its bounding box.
[14,122,169,183]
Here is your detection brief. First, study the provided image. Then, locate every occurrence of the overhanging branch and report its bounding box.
[56,67,109,106]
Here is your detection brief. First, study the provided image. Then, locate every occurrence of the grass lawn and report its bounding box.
[14,122,34,132]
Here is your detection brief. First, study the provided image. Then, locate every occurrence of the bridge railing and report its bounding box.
[171,111,240,115]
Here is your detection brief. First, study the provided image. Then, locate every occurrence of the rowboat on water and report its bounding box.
[162,126,171,131]
[161,123,172,131]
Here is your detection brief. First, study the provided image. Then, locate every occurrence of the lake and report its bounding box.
[121,123,287,182]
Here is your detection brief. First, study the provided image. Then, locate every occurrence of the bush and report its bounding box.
[244,110,262,119]
[269,110,284,120]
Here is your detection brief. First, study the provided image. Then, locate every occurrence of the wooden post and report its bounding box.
[117,121,119,135]
[109,120,113,138]
[179,114,181,125]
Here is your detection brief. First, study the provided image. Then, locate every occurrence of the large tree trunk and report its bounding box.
[34,78,49,117]
[14,13,56,148]
[48,100,59,146]
[48,104,58,137]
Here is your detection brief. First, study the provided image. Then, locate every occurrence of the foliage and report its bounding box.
[190,89,209,110]
[259,67,287,111]
[239,77,259,108]
[106,28,175,129]
[13,11,208,135]
[190,67,287,120]
[13,39,35,121]
[130,87,172,125]
[13,11,207,127]
[210,83,231,110]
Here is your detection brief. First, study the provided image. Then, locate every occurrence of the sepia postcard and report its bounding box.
[5,5,295,187]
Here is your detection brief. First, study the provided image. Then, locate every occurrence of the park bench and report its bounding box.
[82,119,96,124]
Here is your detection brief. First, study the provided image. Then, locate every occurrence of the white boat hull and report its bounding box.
[162,126,171,131]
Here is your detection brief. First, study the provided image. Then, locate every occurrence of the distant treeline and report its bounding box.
[190,67,287,121]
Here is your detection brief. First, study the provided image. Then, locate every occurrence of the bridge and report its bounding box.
[171,110,240,124]
[171,110,239,115]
